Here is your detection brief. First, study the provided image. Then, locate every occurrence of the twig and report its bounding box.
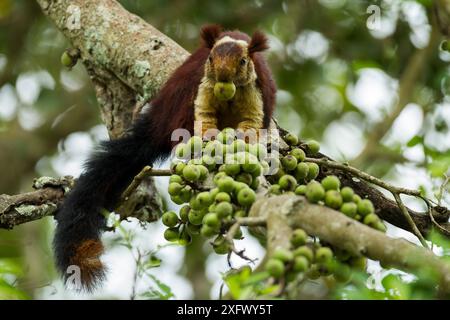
[393,193,429,248]
[118,166,172,204]
[224,217,266,266]
[130,250,142,300]
[437,175,449,206]
[422,196,450,237]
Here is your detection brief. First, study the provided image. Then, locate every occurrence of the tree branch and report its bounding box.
[275,117,450,238]
[307,152,450,237]
[37,0,188,137]
[0,168,171,228]
[0,177,74,229]
[250,195,450,294]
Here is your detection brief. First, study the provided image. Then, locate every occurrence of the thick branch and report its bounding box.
[0,177,74,229]
[250,195,450,294]
[0,165,173,229]
[37,0,188,96]
[37,0,188,137]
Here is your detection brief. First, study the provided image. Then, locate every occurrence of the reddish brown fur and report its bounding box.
[249,31,270,53]
[145,47,210,149]
[71,239,105,290]
[253,52,276,127]
[219,30,251,42]
[144,25,276,150]
[200,24,222,48]
[214,42,244,58]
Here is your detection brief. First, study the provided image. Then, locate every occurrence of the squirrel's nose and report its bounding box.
[217,74,230,82]
[215,61,234,82]
[217,71,233,83]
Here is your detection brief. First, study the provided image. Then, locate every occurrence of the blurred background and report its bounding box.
[0,0,449,299]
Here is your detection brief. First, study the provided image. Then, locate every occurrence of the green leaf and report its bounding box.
[147,274,174,300]
[406,135,423,147]
[143,255,161,269]
[0,258,23,277]
[224,273,242,299]
[351,60,381,72]
[381,274,411,299]
[242,271,270,286]
[0,285,29,300]
[0,279,29,300]
[428,158,450,178]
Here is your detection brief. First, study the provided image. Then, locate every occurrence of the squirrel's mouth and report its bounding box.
[213,82,236,101]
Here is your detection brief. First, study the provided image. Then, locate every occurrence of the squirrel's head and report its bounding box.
[200,24,269,100]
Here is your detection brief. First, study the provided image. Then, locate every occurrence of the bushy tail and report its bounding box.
[53,116,169,290]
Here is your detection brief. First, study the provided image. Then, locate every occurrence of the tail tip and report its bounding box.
[62,239,106,292]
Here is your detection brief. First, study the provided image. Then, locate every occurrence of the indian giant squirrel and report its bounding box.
[54,24,276,290]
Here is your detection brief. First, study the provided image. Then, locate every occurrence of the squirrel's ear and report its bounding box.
[201,24,223,48]
[248,30,269,54]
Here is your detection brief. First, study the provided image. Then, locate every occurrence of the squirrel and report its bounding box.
[53,24,276,290]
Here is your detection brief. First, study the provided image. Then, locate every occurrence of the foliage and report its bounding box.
[0,258,29,299]
[109,215,175,300]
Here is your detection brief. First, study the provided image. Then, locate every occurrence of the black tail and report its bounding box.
[53,116,170,290]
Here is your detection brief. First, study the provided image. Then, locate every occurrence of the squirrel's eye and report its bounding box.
[240,58,247,66]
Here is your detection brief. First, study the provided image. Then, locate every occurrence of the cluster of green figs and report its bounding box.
[161,128,385,282]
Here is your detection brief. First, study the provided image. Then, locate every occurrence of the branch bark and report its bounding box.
[37,0,188,137]
[0,177,73,229]
[0,174,163,228]
[250,195,450,295]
